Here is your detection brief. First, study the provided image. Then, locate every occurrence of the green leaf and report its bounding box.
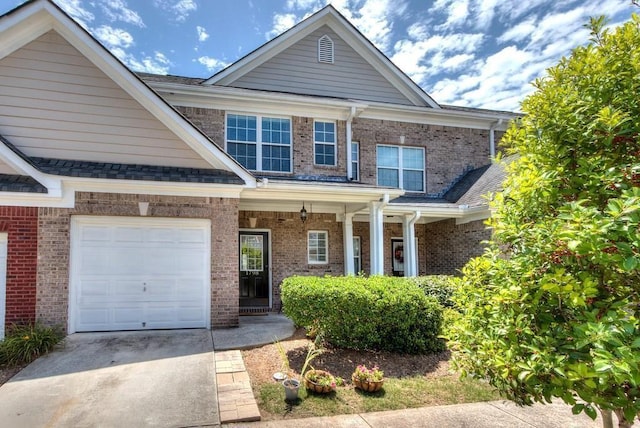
[584,405,597,420]
[623,257,638,271]
[572,403,585,415]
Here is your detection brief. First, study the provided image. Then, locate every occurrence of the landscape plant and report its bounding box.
[281,275,444,354]
[448,14,640,428]
[0,323,64,366]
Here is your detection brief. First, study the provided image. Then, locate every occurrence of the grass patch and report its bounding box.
[0,323,64,367]
[257,375,500,420]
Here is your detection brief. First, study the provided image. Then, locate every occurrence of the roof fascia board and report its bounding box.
[63,177,244,198]
[204,7,438,108]
[0,7,54,59]
[321,19,439,108]
[0,187,75,208]
[205,8,335,85]
[242,182,403,203]
[8,1,255,187]
[149,82,513,130]
[0,140,62,197]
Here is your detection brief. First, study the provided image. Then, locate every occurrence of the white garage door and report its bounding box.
[70,216,210,333]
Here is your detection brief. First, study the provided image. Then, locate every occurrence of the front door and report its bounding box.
[239,232,270,308]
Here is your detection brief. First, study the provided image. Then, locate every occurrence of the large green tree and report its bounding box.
[449,15,640,428]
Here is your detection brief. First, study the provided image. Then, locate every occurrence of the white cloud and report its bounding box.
[153,0,198,22]
[94,25,134,49]
[53,0,95,28]
[99,0,145,27]
[197,56,228,72]
[497,16,536,44]
[113,50,172,74]
[197,26,209,42]
[432,0,470,30]
[266,13,298,39]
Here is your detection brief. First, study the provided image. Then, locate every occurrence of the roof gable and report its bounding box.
[0,0,255,186]
[205,6,439,108]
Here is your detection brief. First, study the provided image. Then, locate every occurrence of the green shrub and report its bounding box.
[0,323,64,366]
[281,275,444,354]
[410,276,456,308]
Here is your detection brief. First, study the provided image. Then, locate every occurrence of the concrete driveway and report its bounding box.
[0,329,218,428]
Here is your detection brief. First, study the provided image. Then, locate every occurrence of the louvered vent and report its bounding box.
[318,35,334,64]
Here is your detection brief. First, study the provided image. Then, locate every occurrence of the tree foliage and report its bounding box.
[448,15,640,426]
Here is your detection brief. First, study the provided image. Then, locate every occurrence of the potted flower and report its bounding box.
[351,364,384,392]
[304,369,336,394]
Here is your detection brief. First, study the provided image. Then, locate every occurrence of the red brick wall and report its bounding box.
[424,219,491,274]
[0,206,38,327]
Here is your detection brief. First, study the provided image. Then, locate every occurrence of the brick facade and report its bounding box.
[0,206,38,328]
[37,192,239,330]
[353,119,491,195]
[175,106,492,195]
[424,219,491,275]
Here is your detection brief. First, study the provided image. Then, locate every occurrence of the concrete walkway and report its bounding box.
[228,400,633,427]
[212,313,295,350]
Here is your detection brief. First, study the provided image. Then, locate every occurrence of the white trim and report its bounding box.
[203,6,439,108]
[68,216,211,333]
[239,228,272,308]
[343,213,354,275]
[376,144,426,192]
[0,141,62,197]
[307,230,329,264]
[225,112,292,173]
[0,1,256,186]
[0,233,7,340]
[350,141,360,181]
[313,120,337,166]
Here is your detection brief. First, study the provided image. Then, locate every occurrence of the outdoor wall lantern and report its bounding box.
[300,202,308,224]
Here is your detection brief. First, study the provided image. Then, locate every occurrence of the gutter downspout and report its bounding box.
[489,119,503,160]
[346,106,357,180]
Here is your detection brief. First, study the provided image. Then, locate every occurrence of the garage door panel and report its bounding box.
[71,217,210,332]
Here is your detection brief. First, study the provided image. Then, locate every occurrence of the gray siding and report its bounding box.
[229,26,416,106]
[0,31,211,169]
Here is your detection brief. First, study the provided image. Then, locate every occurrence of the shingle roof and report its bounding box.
[389,160,508,207]
[136,72,205,85]
[0,174,47,193]
[30,158,244,184]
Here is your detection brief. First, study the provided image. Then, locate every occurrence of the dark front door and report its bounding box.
[239,232,269,307]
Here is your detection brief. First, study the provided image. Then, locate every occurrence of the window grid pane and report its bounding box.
[351,142,359,181]
[228,142,256,170]
[308,231,328,264]
[376,145,425,191]
[227,114,291,172]
[314,121,336,166]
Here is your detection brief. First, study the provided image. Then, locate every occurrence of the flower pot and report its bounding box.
[304,370,336,394]
[352,376,384,392]
[283,378,300,401]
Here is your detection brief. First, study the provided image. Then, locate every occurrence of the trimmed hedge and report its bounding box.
[409,275,456,308]
[281,275,445,354]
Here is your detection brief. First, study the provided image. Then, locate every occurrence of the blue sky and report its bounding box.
[3,0,637,111]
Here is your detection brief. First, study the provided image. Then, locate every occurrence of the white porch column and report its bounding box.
[343,212,355,275]
[369,201,385,275]
[403,211,421,277]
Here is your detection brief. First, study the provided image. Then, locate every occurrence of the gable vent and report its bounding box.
[318,35,334,64]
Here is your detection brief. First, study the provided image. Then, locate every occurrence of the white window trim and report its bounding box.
[351,141,359,181]
[376,144,426,192]
[0,233,7,340]
[225,112,292,173]
[313,120,337,167]
[308,230,329,265]
[353,236,361,274]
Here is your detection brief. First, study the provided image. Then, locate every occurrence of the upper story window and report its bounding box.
[318,35,334,64]
[377,145,425,192]
[314,121,336,166]
[226,114,291,172]
[351,141,359,181]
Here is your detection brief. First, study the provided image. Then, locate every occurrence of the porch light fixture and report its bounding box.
[300,202,308,224]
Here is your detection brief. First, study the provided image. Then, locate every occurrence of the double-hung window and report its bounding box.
[226,114,291,172]
[314,121,336,166]
[377,145,425,192]
[351,142,359,181]
[308,231,328,264]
